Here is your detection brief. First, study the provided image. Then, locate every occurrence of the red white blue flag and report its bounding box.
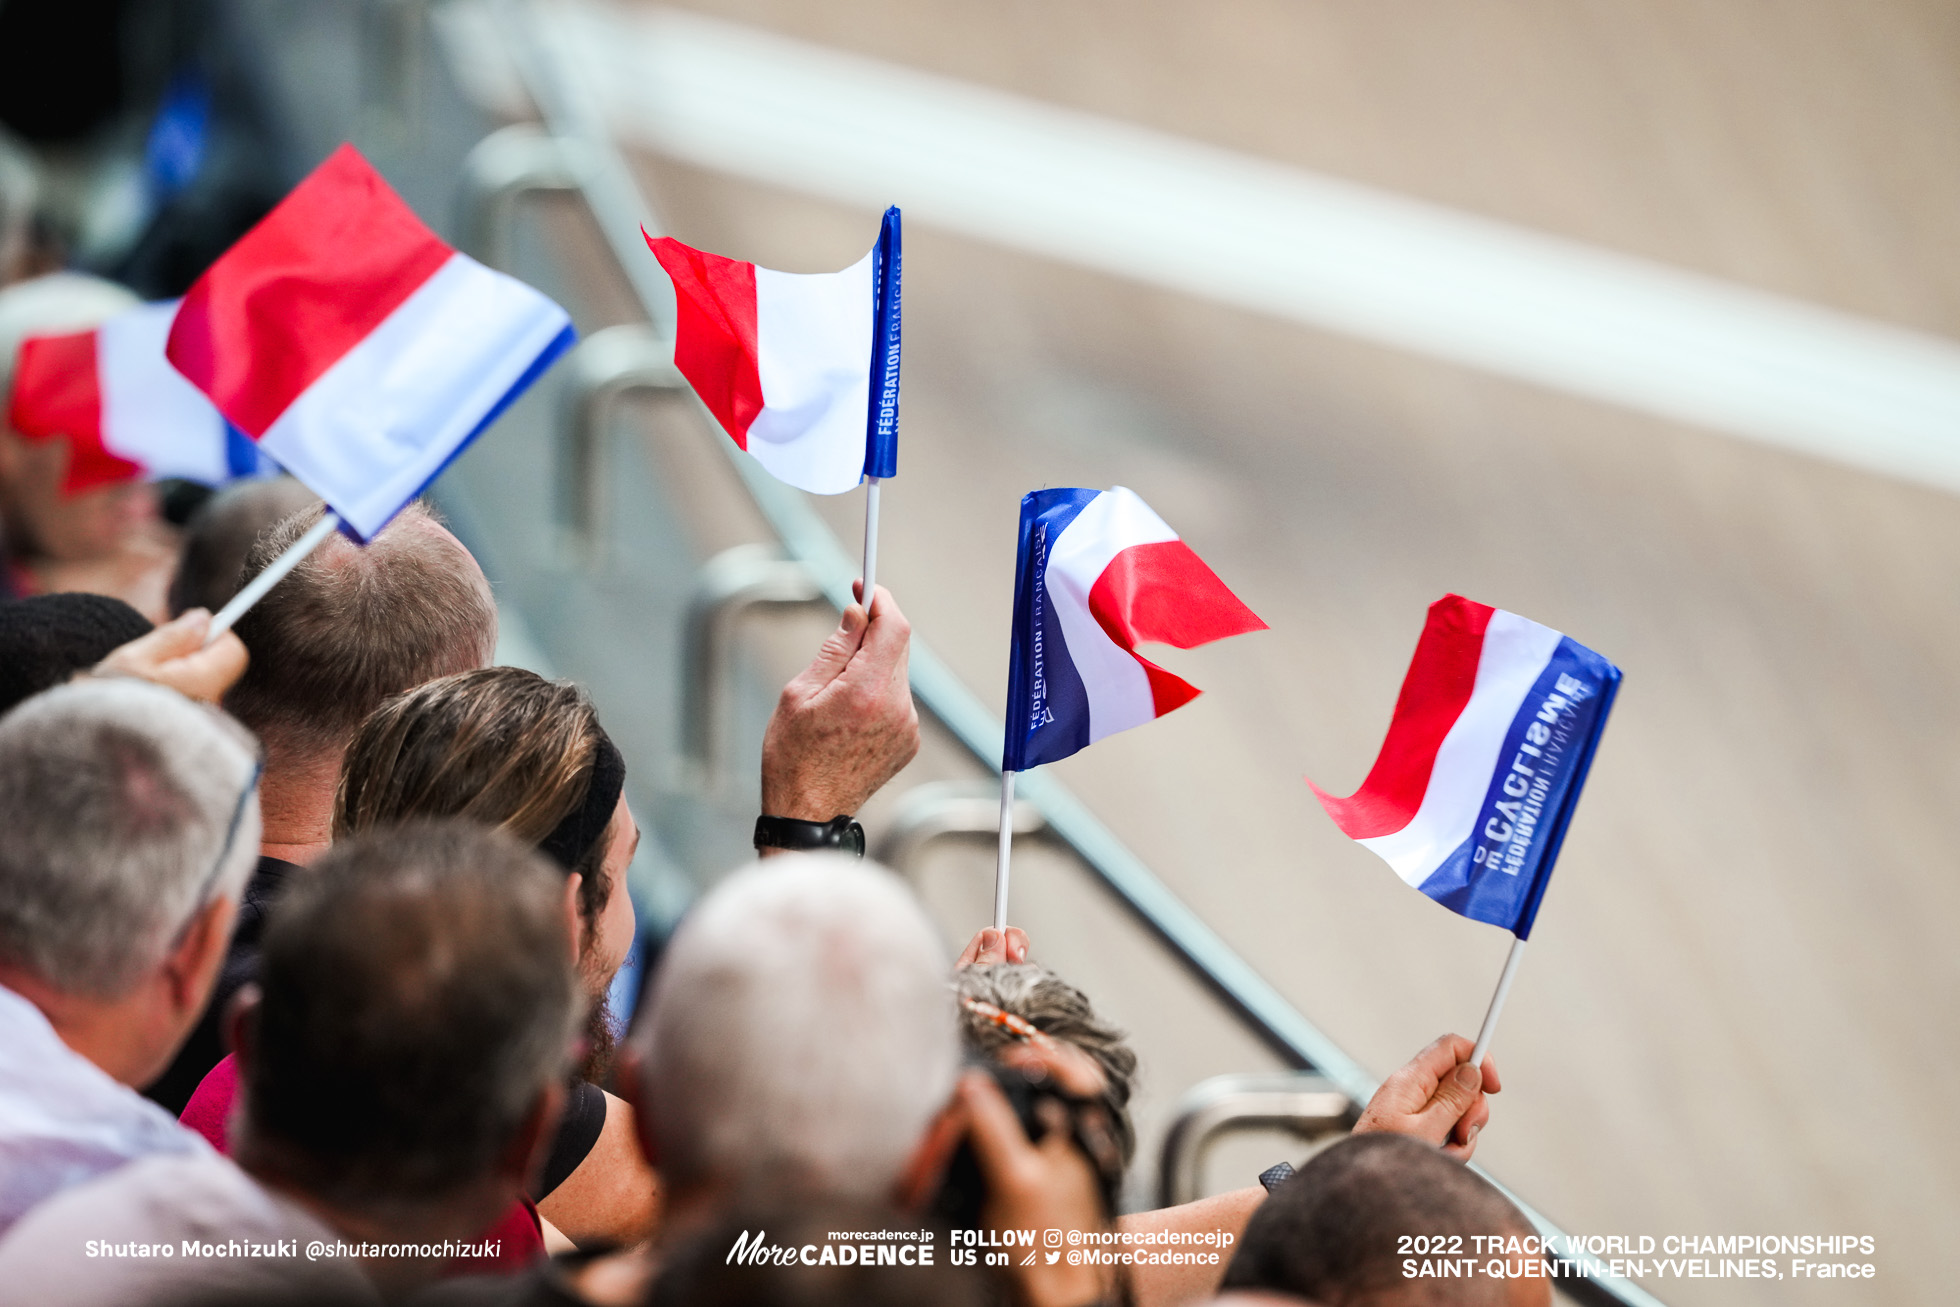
[1003,487,1265,770]
[9,301,259,493]
[165,144,574,540]
[645,208,901,495]
[1311,595,1621,938]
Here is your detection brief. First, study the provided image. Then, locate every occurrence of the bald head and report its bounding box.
[630,854,959,1207]
[1222,1135,1547,1307]
[225,502,497,762]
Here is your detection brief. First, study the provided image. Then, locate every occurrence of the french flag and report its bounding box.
[1311,595,1621,937]
[9,301,256,494]
[644,208,901,496]
[165,144,575,540]
[1003,487,1266,770]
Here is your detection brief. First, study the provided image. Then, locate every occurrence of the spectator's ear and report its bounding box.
[562,873,585,959]
[225,984,261,1071]
[891,1097,965,1213]
[612,1048,660,1169]
[162,894,239,1015]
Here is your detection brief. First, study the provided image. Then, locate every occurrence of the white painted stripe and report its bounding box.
[97,301,231,485]
[1044,487,1181,746]
[750,251,874,495]
[442,1,1960,493]
[257,253,571,539]
[1359,611,1563,887]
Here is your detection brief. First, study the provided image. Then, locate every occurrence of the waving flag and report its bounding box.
[165,144,574,540]
[9,301,256,493]
[645,207,901,495]
[1311,595,1620,937]
[1003,486,1266,770]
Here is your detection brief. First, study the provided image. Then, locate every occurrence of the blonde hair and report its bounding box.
[335,666,615,927]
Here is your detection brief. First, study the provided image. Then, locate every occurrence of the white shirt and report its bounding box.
[0,1151,375,1306]
[0,981,208,1234]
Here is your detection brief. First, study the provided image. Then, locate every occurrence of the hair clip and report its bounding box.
[961,996,1052,1047]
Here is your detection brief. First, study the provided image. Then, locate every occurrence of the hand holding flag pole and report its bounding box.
[1309,595,1620,1070]
[996,486,1267,929]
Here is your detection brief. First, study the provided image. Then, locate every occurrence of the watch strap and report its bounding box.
[753,814,866,857]
[1257,1160,1296,1193]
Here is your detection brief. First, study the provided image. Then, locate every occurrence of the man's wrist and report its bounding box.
[759,775,848,824]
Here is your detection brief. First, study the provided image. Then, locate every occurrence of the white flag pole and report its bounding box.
[860,476,882,618]
[204,512,341,644]
[1469,935,1526,1069]
[992,768,1016,931]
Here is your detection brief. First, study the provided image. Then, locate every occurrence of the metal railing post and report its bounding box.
[1156,1073,1356,1208]
[458,122,587,270]
[681,545,827,793]
[874,781,1047,876]
[552,324,683,564]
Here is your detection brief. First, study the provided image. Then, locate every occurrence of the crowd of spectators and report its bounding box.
[0,487,1536,1307]
[1,101,1541,1307]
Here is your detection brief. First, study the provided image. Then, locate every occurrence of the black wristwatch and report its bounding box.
[753,814,866,857]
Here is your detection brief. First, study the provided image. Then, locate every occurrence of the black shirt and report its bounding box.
[144,854,299,1115]
[535,1078,609,1200]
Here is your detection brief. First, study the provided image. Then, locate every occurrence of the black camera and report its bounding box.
[928,1057,1123,1230]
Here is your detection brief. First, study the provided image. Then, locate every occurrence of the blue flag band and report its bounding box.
[1309,595,1621,938]
[864,206,902,479]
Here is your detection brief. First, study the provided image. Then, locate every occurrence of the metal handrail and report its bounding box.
[486,0,1377,1093]
[552,322,685,562]
[680,545,826,791]
[487,6,1666,1303]
[457,121,587,270]
[873,780,1048,877]
[1156,1073,1356,1208]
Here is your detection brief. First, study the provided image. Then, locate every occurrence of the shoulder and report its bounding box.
[0,1154,369,1306]
[1,1151,333,1261]
[0,994,208,1231]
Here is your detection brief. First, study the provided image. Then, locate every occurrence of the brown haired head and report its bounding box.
[335,666,619,932]
[224,502,498,764]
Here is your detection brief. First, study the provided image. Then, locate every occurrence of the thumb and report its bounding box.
[153,608,213,654]
[802,603,869,686]
[1422,1062,1485,1126]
